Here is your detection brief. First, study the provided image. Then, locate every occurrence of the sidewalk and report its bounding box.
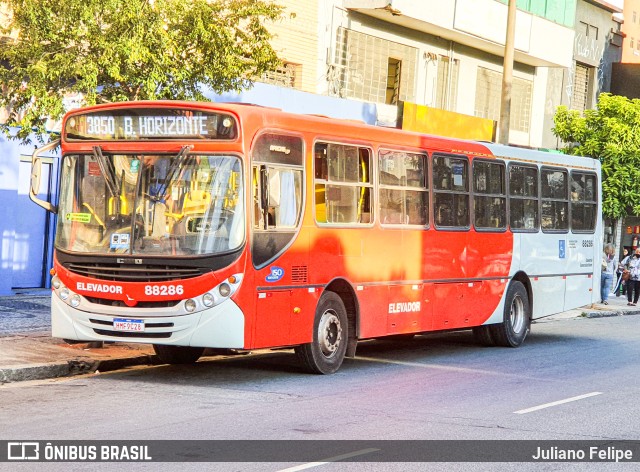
[0,289,157,384]
[1,292,639,385]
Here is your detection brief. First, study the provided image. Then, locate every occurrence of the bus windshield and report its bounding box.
[55,150,244,256]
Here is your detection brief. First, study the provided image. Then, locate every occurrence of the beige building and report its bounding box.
[263,0,319,93]
[621,0,640,62]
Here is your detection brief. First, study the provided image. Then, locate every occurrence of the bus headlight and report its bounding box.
[202,293,215,307]
[218,283,231,298]
[70,295,81,308]
[52,276,62,290]
[60,288,70,300]
[191,274,243,313]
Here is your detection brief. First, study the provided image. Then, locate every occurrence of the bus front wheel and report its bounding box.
[153,344,205,364]
[490,281,531,347]
[295,292,348,374]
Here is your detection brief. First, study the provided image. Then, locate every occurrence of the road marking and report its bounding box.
[275,448,379,472]
[354,356,540,379]
[514,392,603,414]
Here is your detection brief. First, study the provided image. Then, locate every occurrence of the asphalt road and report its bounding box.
[0,314,638,471]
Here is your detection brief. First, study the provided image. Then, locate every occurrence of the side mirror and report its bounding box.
[29,140,59,214]
[30,157,42,197]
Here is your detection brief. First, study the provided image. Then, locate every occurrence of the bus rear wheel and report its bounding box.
[490,281,531,347]
[153,344,205,364]
[295,292,348,375]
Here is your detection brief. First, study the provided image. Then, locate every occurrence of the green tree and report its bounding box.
[0,0,283,140]
[553,93,640,219]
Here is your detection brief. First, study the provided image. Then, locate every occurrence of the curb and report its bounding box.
[0,355,157,384]
[581,309,640,319]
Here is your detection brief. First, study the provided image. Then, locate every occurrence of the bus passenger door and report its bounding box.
[253,290,291,348]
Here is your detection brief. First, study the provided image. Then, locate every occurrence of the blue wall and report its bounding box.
[0,132,59,295]
[206,82,378,125]
[0,136,20,295]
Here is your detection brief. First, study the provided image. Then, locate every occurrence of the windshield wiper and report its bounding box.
[92,146,120,200]
[148,145,193,203]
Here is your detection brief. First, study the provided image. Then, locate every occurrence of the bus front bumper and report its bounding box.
[51,293,245,348]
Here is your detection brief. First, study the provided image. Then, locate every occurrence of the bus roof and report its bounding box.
[62,101,598,169]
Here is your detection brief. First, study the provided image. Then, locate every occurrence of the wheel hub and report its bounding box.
[510,294,525,334]
[318,310,342,357]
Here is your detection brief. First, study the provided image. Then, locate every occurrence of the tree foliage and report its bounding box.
[553,93,640,218]
[0,0,283,140]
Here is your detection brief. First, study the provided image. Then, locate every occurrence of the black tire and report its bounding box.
[295,292,348,374]
[472,325,495,346]
[153,344,205,364]
[489,281,531,347]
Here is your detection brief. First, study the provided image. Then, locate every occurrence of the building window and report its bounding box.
[474,67,532,133]
[634,11,637,23]
[632,38,636,49]
[386,58,402,105]
[261,62,301,89]
[436,56,459,111]
[571,63,591,113]
[579,21,599,40]
[333,27,417,103]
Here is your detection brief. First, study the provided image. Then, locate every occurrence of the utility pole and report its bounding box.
[499,0,517,145]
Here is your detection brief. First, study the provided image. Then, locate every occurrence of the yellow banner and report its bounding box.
[402,102,495,141]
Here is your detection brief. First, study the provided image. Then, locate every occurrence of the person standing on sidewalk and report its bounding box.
[626,248,640,306]
[601,244,616,305]
[615,248,630,296]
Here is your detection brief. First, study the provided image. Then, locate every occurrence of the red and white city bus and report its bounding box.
[29,101,602,374]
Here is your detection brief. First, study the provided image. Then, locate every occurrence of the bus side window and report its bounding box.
[473,159,506,230]
[509,164,539,231]
[314,142,372,225]
[378,150,428,227]
[250,133,305,268]
[570,171,597,232]
[253,165,302,230]
[541,168,569,232]
[433,154,469,229]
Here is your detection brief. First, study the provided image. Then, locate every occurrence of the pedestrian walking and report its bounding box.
[626,248,640,306]
[601,244,616,305]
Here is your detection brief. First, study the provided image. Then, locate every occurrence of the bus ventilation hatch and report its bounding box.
[292,266,308,283]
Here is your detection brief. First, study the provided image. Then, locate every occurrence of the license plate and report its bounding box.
[113,318,145,332]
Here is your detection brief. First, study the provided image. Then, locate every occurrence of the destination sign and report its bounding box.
[64,108,238,141]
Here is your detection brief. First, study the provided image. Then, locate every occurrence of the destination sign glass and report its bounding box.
[64,108,238,141]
